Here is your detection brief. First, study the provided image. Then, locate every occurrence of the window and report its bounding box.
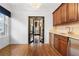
[0,13,5,35]
[0,13,9,36]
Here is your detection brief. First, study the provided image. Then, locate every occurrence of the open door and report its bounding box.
[28,16,44,44]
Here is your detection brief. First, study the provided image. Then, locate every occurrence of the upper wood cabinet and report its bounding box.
[53,3,79,26]
[53,6,62,25]
[53,10,58,26]
[61,4,67,24]
[56,6,62,25]
[67,3,77,22]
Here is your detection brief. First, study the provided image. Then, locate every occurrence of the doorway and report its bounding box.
[28,16,44,44]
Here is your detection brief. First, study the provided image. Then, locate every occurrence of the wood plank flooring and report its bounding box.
[0,44,61,56]
[0,45,11,56]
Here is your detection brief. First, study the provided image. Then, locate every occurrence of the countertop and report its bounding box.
[49,29,79,40]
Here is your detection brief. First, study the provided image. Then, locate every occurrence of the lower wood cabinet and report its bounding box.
[54,34,60,51]
[54,34,69,56]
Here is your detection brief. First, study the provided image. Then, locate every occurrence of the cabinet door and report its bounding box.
[61,4,67,24]
[59,36,68,56]
[59,40,68,56]
[56,7,61,25]
[53,7,61,25]
[53,11,57,26]
[54,35,59,51]
[54,34,69,55]
[68,3,77,22]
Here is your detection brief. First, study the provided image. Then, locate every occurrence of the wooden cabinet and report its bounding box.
[53,6,61,25]
[54,34,60,51]
[56,7,61,25]
[53,3,79,26]
[59,40,68,56]
[59,35,68,56]
[53,4,67,25]
[54,34,69,56]
[53,11,58,26]
[67,3,77,22]
[61,4,67,24]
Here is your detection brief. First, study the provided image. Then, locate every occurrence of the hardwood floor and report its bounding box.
[0,44,61,56]
[0,45,11,56]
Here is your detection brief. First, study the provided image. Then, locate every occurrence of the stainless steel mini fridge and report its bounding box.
[69,38,79,56]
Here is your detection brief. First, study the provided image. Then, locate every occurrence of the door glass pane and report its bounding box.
[29,17,34,42]
[40,18,43,40]
[30,17,33,34]
[34,19,40,34]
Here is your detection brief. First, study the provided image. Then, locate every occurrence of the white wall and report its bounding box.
[0,3,12,49]
[0,3,61,44]
[10,3,61,44]
[11,10,52,44]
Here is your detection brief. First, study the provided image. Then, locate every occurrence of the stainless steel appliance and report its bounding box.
[68,38,79,56]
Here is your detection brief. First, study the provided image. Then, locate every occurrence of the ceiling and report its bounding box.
[10,3,61,12]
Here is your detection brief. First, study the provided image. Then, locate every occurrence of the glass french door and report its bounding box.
[28,16,44,44]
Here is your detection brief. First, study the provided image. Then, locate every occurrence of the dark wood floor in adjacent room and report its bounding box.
[0,44,61,56]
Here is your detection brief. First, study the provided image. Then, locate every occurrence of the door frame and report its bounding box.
[28,16,44,44]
